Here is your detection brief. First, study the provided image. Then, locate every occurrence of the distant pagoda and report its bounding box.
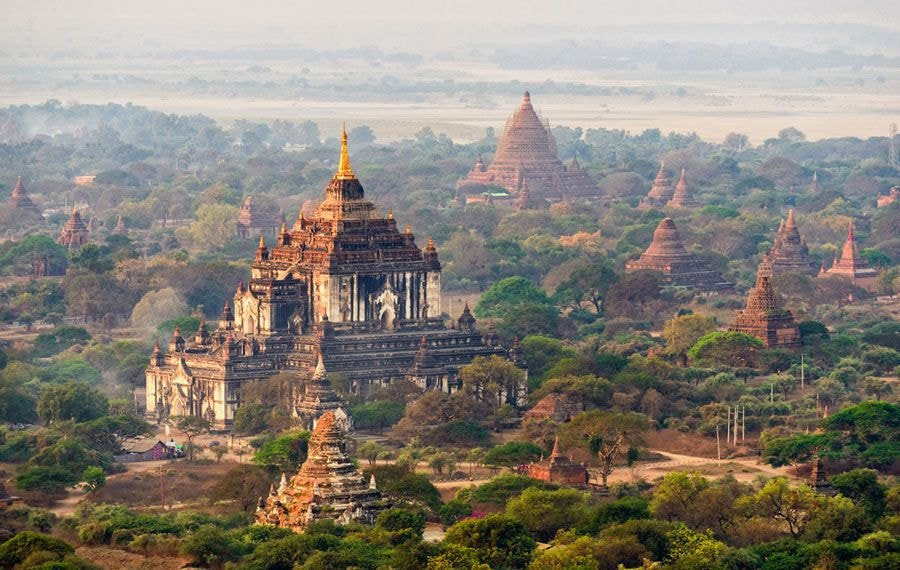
[667,168,698,208]
[236,196,279,239]
[457,91,600,201]
[58,208,89,250]
[526,435,588,486]
[820,222,878,291]
[294,353,349,431]
[809,453,836,496]
[729,259,800,348]
[809,172,820,193]
[639,162,674,208]
[625,218,732,291]
[111,215,127,236]
[764,209,816,276]
[256,411,386,531]
[9,176,39,214]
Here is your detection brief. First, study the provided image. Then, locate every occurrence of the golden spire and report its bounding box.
[387,208,393,219]
[405,223,411,235]
[335,124,355,180]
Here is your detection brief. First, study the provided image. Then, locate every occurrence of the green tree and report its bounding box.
[32,326,92,357]
[562,410,648,489]
[506,487,592,541]
[529,535,648,570]
[180,524,244,568]
[208,465,271,512]
[364,464,442,511]
[831,468,886,520]
[130,287,189,330]
[37,382,109,423]
[650,471,710,523]
[663,314,717,365]
[0,531,74,568]
[520,336,577,382]
[82,466,106,494]
[476,276,552,318]
[173,416,212,461]
[552,260,618,314]
[232,403,272,435]
[252,430,310,474]
[460,355,527,411]
[351,400,405,433]
[483,441,544,468]
[688,331,764,368]
[742,478,816,537]
[182,203,240,252]
[443,514,536,569]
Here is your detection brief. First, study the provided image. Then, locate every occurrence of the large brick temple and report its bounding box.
[456,91,599,201]
[820,221,879,291]
[625,218,732,291]
[763,210,817,277]
[146,131,507,428]
[729,259,800,348]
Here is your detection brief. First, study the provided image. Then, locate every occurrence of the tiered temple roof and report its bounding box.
[58,208,89,250]
[526,436,588,486]
[625,218,732,291]
[639,162,674,208]
[457,92,600,201]
[237,195,279,238]
[667,168,698,208]
[9,176,39,213]
[821,222,879,291]
[256,411,385,531]
[764,210,816,276]
[729,259,800,348]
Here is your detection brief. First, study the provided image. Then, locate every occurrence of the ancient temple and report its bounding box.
[639,162,674,208]
[256,411,386,531]
[729,259,800,348]
[764,210,816,276]
[9,176,39,213]
[58,208,89,250]
[294,354,348,431]
[808,453,836,496]
[809,172,820,193]
[625,218,732,291]
[146,130,507,428]
[820,222,878,291]
[877,186,899,208]
[236,196,279,238]
[526,436,588,486]
[667,168,698,208]
[456,92,600,201]
[111,215,127,236]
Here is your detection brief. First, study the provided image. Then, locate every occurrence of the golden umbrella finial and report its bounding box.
[336,123,354,179]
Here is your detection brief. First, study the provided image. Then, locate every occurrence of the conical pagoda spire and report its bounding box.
[729,258,800,347]
[766,209,816,276]
[10,175,39,213]
[667,168,697,208]
[335,126,355,180]
[821,220,878,289]
[550,435,562,458]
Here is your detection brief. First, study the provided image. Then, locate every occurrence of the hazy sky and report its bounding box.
[3,0,899,54]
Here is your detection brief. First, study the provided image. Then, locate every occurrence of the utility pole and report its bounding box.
[741,405,746,442]
[726,406,731,443]
[716,424,721,461]
[890,123,897,168]
[733,405,739,445]
[800,354,805,390]
[157,466,166,510]
[770,383,774,403]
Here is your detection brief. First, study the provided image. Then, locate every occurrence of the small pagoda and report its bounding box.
[808,453,836,496]
[236,196,279,239]
[639,162,674,208]
[456,91,600,201]
[9,176,39,214]
[625,218,732,291]
[729,259,800,348]
[764,210,816,276]
[294,354,349,431]
[111,215,127,236]
[667,168,698,208]
[256,411,386,531]
[58,208,89,250]
[526,436,588,486]
[820,222,878,291]
[405,335,452,392]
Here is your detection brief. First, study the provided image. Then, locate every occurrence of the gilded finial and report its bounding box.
[258,235,266,248]
[387,208,393,219]
[405,223,411,235]
[336,125,355,179]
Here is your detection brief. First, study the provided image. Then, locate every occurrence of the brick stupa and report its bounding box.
[639,162,674,208]
[457,91,599,201]
[667,168,698,208]
[526,435,588,486]
[58,208,89,250]
[256,411,386,531]
[729,259,800,348]
[764,210,816,276]
[625,218,732,291]
[294,353,348,431]
[9,176,39,213]
[820,222,878,291]
[111,215,127,236]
